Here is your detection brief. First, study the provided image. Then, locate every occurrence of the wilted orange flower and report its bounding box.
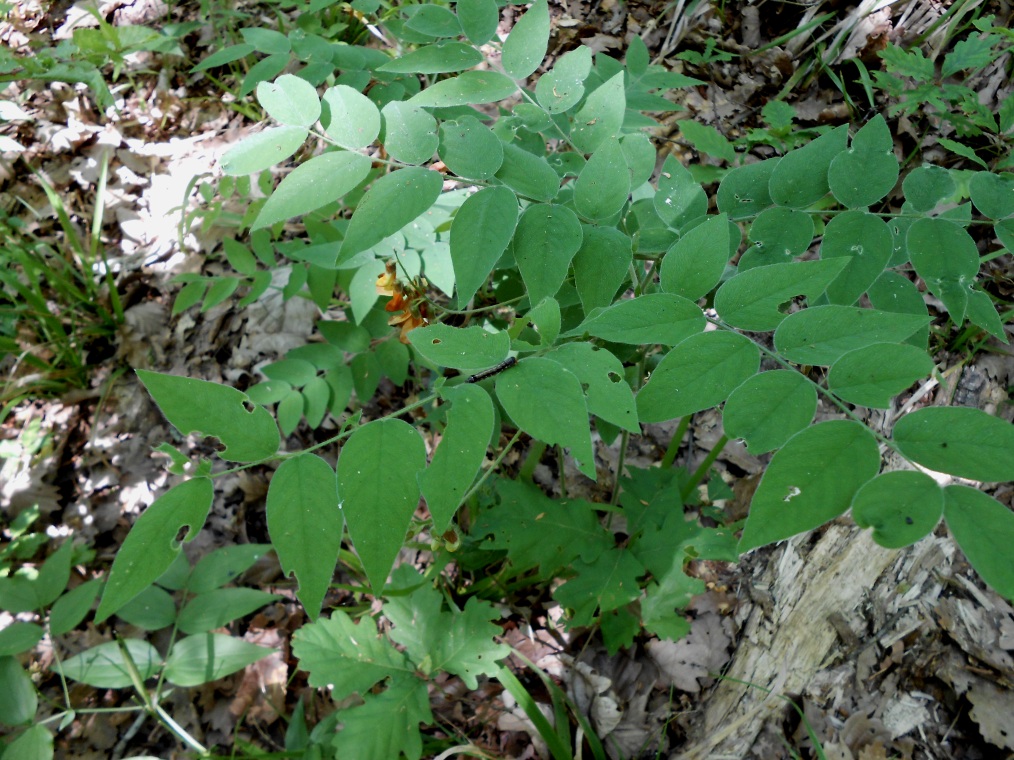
[375,260,429,343]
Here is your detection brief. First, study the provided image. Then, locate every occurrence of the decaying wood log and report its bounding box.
[675,521,950,759]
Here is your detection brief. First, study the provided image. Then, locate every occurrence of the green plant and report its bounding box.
[870,15,1014,168]
[0,3,190,111]
[0,538,280,757]
[8,1,1014,757]
[0,162,125,416]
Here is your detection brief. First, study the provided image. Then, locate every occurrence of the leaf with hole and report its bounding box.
[136,370,280,462]
[96,478,213,622]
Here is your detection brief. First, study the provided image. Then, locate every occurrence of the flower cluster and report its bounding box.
[375,260,429,343]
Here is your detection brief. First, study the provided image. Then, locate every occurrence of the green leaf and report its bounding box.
[256,74,321,127]
[714,259,848,331]
[116,586,176,630]
[338,167,444,264]
[968,171,1014,220]
[294,610,413,698]
[943,485,1014,599]
[655,155,708,228]
[660,213,730,299]
[164,633,273,687]
[201,276,240,311]
[851,471,942,549]
[438,116,503,179]
[242,26,291,54]
[494,141,560,202]
[322,84,381,149]
[716,158,777,220]
[334,676,432,760]
[514,203,583,306]
[738,420,881,552]
[722,370,817,454]
[867,271,930,347]
[192,42,255,72]
[381,101,438,165]
[456,0,499,44]
[621,132,657,187]
[937,137,988,169]
[546,342,638,432]
[0,656,37,726]
[769,124,848,208]
[907,217,979,325]
[828,114,899,208]
[189,544,273,593]
[571,72,625,153]
[267,454,341,619]
[554,548,645,627]
[738,206,814,270]
[338,420,427,593]
[31,536,74,609]
[942,34,999,77]
[178,588,279,634]
[378,41,483,73]
[385,567,510,687]
[419,384,495,532]
[59,639,160,688]
[408,323,510,370]
[303,375,333,427]
[240,54,291,97]
[496,357,596,478]
[96,478,213,622]
[223,238,257,275]
[0,622,43,656]
[408,70,517,107]
[574,137,629,221]
[567,292,704,346]
[879,45,933,79]
[472,479,612,576]
[827,343,934,409]
[572,225,632,313]
[523,296,561,347]
[820,210,893,304]
[318,320,371,352]
[501,0,549,80]
[773,305,930,366]
[445,187,517,303]
[220,126,309,175]
[637,331,760,423]
[276,389,304,436]
[535,45,593,113]
[253,151,372,230]
[405,4,461,37]
[136,370,280,462]
[2,724,53,759]
[892,407,1014,482]
[965,288,1007,342]
[50,579,102,636]
[641,564,701,640]
[903,165,956,212]
[678,120,736,164]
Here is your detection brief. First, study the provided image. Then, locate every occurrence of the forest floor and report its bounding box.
[2,0,1014,758]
